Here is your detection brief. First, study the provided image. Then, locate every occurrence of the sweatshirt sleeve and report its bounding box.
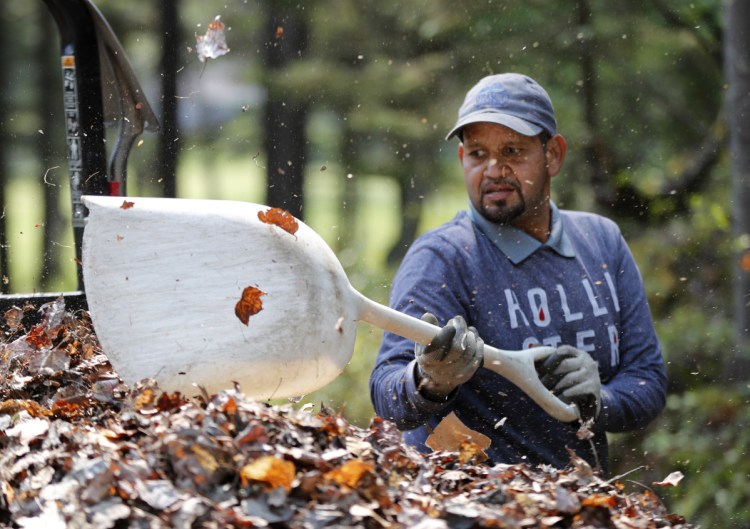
[597,230,668,432]
[368,233,471,430]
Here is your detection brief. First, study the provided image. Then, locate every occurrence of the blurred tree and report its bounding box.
[0,8,8,294]
[574,0,725,223]
[261,1,308,219]
[724,0,750,375]
[158,0,181,199]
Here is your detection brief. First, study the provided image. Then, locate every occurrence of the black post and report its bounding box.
[159,0,181,198]
[42,0,108,290]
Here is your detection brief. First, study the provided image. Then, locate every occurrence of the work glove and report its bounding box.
[535,345,601,422]
[415,313,484,400]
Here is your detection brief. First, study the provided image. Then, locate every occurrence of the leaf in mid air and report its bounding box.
[196,16,230,62]
[653,471,684,487]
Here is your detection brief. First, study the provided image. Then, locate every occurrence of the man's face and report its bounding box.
[459,122,565,239]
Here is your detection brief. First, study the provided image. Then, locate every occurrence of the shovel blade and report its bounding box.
[82,196,359,399]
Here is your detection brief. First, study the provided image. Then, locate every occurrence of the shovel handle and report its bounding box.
[353,289,580,423]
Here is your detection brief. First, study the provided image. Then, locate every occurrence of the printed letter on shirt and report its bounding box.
[528,288,551,328]
[604,272,621,313]
[542,335,563,348]
[504,289,530,329]
[576,329,596,353]
[582,279,608,317]
[557,284,583,322]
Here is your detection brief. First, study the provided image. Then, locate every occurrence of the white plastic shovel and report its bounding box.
[81,196,579,422]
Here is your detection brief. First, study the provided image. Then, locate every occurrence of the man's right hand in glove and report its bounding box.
[415,312,484,401]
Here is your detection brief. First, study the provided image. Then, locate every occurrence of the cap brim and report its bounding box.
[445,111,543,141]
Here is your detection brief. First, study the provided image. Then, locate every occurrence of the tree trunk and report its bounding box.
[576,0,612,205]
[158,0,180,198]
[724,0,750,376]
[0,9,8,293]
[262,7,307,220]
[386,141,430,267]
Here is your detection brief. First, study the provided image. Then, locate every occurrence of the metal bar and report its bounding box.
[42,0,108,290]
[0,292,87,323]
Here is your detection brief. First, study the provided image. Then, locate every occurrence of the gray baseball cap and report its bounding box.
[446,73,557,141]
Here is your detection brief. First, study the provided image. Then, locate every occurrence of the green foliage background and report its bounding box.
[1,0,747,526]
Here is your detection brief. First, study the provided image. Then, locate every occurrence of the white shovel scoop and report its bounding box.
[81,196,579,422]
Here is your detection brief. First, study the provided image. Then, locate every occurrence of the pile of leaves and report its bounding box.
[1,299,694,528]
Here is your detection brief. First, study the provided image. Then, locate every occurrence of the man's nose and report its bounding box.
[486,157,510,178]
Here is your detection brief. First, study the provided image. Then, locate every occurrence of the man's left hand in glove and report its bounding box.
[535,345,601,422]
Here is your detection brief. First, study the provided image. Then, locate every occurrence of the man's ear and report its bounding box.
[458,143,465,163]
[545,134,567,177]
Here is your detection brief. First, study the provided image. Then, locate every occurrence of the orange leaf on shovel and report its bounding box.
[257,207,298,236]
[235,286,266,326]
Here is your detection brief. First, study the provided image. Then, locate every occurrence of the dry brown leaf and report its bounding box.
[240,456,296,491]
[191,445,220,475]
[133,387,158,411]
[582,492,619,508]
[425,411,491,453]
[155,391,187,413]
[324,460,375,489]
[223,395,237,415]
[196,16,230,62]
[0,399,47,417]
[457,438,489,465]
[3,307,23,332]
[653,470,684,487]
[25,325,52,349]
[234,286,266,326]
[257,207,299,236]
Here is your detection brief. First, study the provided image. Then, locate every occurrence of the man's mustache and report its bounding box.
[481,178,521,194]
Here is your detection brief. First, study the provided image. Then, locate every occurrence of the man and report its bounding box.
[369,73,667,473]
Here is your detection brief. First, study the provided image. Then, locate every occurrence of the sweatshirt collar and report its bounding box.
[468,201,576,264]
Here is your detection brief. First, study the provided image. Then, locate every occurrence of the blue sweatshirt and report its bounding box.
[369,206,667,472]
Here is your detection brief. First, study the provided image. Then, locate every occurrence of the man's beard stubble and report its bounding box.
[481,199,525,224]
[479,179,526,225]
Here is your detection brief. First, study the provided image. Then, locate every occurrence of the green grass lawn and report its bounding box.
[3,176,77,293]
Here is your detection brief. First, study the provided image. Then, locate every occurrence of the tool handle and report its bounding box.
[353,288,580,423]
